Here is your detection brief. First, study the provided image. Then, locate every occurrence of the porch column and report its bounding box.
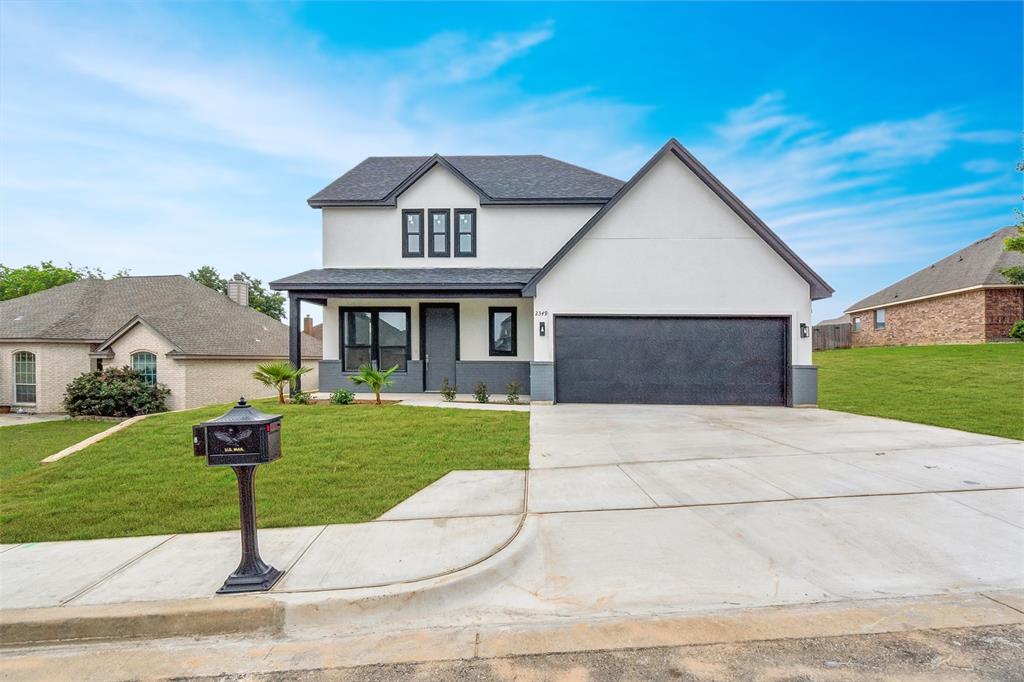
[289,294,301,394]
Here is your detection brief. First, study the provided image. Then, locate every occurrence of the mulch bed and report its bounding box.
[298,399,403,406]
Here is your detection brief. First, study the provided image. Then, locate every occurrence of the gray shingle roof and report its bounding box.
[308,155,623,206]
[846,226,1024,312]
[271,268,538,291]
[0,275,321,357]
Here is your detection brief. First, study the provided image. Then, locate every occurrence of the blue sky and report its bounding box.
[1,2,1020,322]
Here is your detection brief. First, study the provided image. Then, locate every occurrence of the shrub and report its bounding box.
[1010,320,1024,341]
[439,378,457,402]
[329,389,355,405]
[63,367,170,417]
[290,391,313,405]
[349,364,399,405]
[252,361,311,403]
[505,380,521,405]
[473,382,490,404]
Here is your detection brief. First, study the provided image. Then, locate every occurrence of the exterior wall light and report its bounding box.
[800,323,810,338]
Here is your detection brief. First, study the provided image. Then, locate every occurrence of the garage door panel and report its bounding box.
[554,317,787,405]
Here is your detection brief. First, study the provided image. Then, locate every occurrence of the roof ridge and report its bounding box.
[845,225,1022,312]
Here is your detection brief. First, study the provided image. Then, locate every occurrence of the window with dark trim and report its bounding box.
[428,209,450,257]
[342,308,411,372]
[454,208,477,257]
[852,317,861,332]
[402,209,424,258]
[874,308,886,330]
[488,307,517,356]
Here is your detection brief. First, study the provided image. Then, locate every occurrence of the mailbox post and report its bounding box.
[193,397,283,594]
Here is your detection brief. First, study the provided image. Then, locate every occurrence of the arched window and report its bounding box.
[131,352,157,385]
[13,351,36,404]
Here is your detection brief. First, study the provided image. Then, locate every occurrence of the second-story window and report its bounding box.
[455,209,477,257]
[402,209,424,258]
[429,209,450,257]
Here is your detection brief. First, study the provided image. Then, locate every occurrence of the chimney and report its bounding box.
[226,274,249,307]
[303,315,313,336]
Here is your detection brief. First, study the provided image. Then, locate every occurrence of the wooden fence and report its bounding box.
[813,323,852,351]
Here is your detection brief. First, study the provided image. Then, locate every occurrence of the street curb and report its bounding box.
[0,596,283,646]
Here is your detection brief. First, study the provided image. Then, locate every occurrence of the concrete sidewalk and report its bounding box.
[1,405,1021,653]
[0,470,527,611]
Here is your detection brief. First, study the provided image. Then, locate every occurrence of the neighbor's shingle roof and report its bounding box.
[0,275,321,357]
[846,226,1024,312]
[308,155,624,206]
[271,268,538,291]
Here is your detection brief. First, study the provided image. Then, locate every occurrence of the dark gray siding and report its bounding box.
[530,362,554,401]
[453,361,530,394]
[319,360,425,393]
[791,365,818,406]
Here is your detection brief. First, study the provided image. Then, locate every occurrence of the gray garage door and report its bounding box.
[554,316,788,406]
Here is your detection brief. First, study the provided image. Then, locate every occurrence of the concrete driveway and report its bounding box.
[529,404,1023,512]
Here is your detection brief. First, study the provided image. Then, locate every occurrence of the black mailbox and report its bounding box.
[193,399,282,467]
[193,397,284,594]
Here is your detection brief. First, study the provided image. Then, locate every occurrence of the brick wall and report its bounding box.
[183,358,319,408]
[851,289,987,347]
[0,342,93,412]
[984,288,1024,340]
[106,324,187,410]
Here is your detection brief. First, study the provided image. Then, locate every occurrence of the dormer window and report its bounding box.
[429,209,450,257]
[402,209,424,258]
[455,209,477,257]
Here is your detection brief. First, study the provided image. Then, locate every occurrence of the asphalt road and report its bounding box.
[184,624,1024,682]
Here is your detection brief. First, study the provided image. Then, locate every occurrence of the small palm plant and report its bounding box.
[252,361,311,403]
[350,364,399,405]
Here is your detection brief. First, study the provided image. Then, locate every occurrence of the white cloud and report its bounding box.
[690,94,1017,273]
[963,158,1008,174]
[0,6,646,287]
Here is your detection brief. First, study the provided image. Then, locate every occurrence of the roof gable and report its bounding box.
[93,315,181,353]
[523,139,834,299]
[845,226,1023,312]
[0,276,321,358]
[307,154,623,207]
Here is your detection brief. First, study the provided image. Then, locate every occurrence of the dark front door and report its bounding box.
[554,316,788,406]
[422,304,458,392]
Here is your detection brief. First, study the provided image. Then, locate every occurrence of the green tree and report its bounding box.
[349,364,399,405]
[188,266,286,320]
[0,263,133,301]
[251,361,311,403]
[0,262,81,300]
[1000,222,1024,285]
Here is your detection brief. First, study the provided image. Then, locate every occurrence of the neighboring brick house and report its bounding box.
[845,226,1024,347]
[0,275,320,412]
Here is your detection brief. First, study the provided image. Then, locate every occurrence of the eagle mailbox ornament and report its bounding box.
[193,398,281,466]
[193,398,284,593]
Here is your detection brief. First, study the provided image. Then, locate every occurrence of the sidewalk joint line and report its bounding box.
[60,534,178,606]
[529,486,1024,517]
[529,440,1021,472]
[276,473,531,595]
[614,465,660,507]
[980,592,1024,616]
[272,525,329,590]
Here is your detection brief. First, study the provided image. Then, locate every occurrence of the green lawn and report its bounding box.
[0,401,528,543]
[0,419,114,481]
[815,344,1024,441]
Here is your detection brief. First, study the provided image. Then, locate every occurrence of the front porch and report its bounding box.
[272,268,540,397]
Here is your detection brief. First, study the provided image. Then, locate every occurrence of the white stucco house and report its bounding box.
[272,139,832,406]
[0,276,320,413]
